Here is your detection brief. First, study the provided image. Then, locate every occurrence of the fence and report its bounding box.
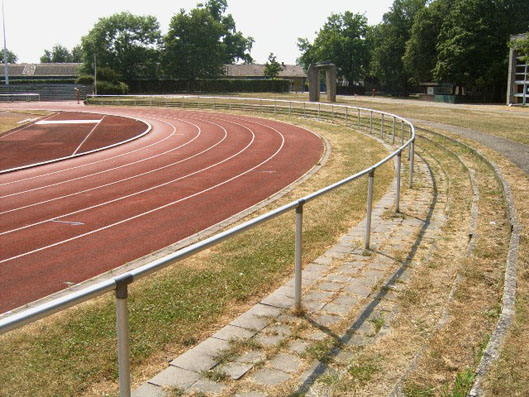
[0,92,40,102]
[0,95,415,396]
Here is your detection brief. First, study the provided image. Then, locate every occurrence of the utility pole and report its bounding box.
[94,53,97,96]
[2,0,8,85]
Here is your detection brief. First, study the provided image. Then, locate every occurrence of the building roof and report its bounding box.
[0,63,81,77]
[224,64,306,78]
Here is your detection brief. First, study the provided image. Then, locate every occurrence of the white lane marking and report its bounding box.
[0,119,236,234]
[50,220,85,226]
[0,121,222,217]
[71,116,106,156]
[0,117,188,199]
[35,120,102,125]
[0,110,172,188]
[17,118,39,124]
[0,120,286,264]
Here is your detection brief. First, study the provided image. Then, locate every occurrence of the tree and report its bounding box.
[297,11,370,85]
[434,0,529,100]
[203,0,253,63]
[264,53,283,78]
[40,44,77,63]
[511,34,529,62]
[2,49,17,63]
[370,0,426,94]
[403,0,449,85]
[163,0,253,79]
[80,12,162,80]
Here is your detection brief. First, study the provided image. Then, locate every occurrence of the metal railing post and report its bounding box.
[408,126,411,160]
[274,100,277,115]
[381,113,385,138]
[409,140,415,188]
[345,107,348,126]
[370,111,373,134]
[392,117,396,145]
[401,121,404,145]
[303,102,306,118]
[396,151,402,213]
[318,103,321,120]
[331,105,334,122]
[294,201,304,312]
[358,108,361,128]
[115,274,133,397]
[289,101,292,116]
[365,170,375,249]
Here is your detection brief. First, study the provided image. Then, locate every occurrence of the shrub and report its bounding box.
[96,81,129,95]
[127,78,290,94]
[77,75,94,85]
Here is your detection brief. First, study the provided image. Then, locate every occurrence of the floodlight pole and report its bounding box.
[2,0,8,85]
[94,53,97,96]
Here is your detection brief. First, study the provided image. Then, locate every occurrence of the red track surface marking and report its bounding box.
[0,102,323,313]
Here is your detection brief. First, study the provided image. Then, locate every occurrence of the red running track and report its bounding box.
[0,103,323,313]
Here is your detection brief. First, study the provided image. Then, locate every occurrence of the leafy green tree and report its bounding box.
[511,34,529,62]
[2,49,17,63]
[370,0,426,94]
[203,0,253,63]
[163,0,253,79]
[264,53,283,78]
[434,0,529,99]
[297,11,370,84]
[40,44,77,63]
[403,0,449,85]
[80,12,162,80]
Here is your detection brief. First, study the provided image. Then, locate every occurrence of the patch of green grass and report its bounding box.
[369,313,385,335]
[441,367,475,397]
[304,337,342,364]
[346,356,381,386]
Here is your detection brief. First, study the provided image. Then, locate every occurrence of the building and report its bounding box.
[224,64,307,92]
[507,33,528,106]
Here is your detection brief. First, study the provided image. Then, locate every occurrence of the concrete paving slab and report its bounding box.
[251,367,290,386]
[269,353,302,373]
[149,366,201,389]
[212,325,257,341]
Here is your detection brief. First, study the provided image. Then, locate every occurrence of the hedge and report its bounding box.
[126,79,290,94]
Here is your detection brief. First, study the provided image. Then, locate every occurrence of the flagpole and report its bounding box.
[2,0,8,85]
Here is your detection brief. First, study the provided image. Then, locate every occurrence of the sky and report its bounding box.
[4,0,394,65]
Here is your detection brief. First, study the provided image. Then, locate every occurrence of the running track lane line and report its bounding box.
[0,118,226,218]
[70,116,105,156]
[0,111,174,188]
[0,116,185,197]
[0,122,285,264]
[0,119,243,235]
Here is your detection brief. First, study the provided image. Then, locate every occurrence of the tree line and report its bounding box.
[298,0,529,101]
[4,0,529,101]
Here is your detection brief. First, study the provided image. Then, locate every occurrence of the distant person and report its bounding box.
[74,87,80,104]
[372,88,376,97]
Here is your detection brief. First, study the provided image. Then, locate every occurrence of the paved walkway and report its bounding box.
[133,146,446,396]
[411,118,529,175]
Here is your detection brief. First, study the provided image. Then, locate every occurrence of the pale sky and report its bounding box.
[5,0,393,64]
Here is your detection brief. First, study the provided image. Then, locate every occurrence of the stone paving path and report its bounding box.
[133,149,445,396]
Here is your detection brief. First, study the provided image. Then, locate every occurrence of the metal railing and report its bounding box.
[0,95,415,396]
[0,92,40,102]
